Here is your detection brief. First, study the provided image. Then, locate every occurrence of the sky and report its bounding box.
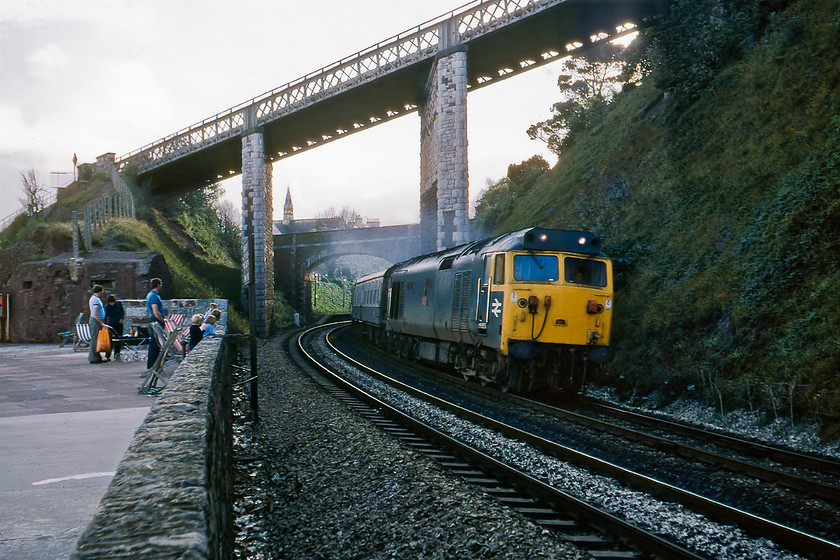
[0,0,601,226]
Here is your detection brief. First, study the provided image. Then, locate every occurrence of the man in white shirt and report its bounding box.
[88,285,107,363]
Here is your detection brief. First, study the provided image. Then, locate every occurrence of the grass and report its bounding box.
[475,0,840,437]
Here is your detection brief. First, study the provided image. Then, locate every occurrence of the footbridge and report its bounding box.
[111,0,667,334]
[274,224,421,311]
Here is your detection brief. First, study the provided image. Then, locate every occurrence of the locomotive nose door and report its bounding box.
[476,254,504,347]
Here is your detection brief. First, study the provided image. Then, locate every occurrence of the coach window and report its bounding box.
[493,254,505,284]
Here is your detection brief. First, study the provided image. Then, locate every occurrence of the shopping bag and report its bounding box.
[96,326,112,353]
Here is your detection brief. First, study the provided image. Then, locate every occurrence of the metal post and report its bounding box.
[72,211,80,258]
[248,233,259,422]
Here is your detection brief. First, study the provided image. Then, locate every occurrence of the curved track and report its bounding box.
[295,323,703,560]
[321,322,840,559]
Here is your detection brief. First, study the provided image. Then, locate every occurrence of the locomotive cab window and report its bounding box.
[493,254,505,285]
[564,257,608,287]
[513,254,558,282]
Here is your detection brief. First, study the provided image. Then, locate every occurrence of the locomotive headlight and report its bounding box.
[539,233,548,242]
[587,300,604,314]
[578,236,587,245]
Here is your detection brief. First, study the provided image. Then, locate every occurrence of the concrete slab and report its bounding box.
[0,344,155,559]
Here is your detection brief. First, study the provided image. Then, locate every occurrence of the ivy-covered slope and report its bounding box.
[477,0,840,435]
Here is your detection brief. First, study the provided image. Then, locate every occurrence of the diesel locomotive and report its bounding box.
[351,227,614,393]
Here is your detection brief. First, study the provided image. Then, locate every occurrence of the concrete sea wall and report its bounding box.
[72,337,234,559]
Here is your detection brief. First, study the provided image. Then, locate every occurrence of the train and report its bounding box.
[351,227,614,393]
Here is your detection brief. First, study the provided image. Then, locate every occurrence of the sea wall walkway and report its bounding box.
[72,337,236,559]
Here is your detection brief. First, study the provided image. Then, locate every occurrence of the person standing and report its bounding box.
[145,278,167,368]
[88,285,107,364]
[104,295,125,361]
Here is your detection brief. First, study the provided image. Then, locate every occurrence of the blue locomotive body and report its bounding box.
[352,227,614,392]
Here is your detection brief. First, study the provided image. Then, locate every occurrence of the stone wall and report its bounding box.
[3,251,170,343]
[71,337,234,559]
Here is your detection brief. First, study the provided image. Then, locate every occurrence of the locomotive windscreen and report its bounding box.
[513,255,559,282]
[564,257,608,287]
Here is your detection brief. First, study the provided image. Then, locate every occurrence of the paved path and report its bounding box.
[0,344,154,559]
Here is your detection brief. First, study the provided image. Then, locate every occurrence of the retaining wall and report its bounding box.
[72,337,234,559]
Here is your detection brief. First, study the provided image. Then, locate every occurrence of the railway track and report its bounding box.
[577,397,840,486]
[322,322,840,559]
[294,323,702,560]
[339,325,840,517]
[296,322,840,559]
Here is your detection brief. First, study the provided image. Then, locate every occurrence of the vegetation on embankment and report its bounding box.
[310,255,389,315]
[0,171,250,332]
[476,0,840,436]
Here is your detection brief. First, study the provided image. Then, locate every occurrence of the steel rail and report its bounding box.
[346,324,840,503]
[502,395,840,505]
[297,323,704,560]
[326,324,840,560]
[580,398,840,478]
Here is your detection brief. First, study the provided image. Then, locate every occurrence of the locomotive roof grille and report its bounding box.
[482,227,607,256]
[357,227,609,284]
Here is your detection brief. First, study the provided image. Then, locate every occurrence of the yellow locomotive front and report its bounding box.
[473,229,613,393]
[502,251,613,354]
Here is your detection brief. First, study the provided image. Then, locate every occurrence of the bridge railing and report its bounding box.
[0,190,58,233]
[117,0,629,174]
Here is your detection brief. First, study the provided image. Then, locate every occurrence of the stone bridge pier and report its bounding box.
[236,25,479,327]
[420,24,471,253]
[241,123,274,336]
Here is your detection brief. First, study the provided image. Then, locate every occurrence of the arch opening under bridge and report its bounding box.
[274,224,421,313]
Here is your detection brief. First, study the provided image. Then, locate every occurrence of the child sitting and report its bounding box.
[201,314,218,337]
[203,303,218,322]
[189,314,204,350]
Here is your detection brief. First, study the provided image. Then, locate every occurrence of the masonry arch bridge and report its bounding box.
[274,224,421,311]
[107,0,667,334]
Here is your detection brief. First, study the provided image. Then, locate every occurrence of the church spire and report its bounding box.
[283,187,294,225]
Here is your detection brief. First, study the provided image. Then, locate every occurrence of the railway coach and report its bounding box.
[351,227,614,393]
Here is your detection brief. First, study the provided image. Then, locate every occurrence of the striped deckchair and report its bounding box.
[164,315,188,357]
[59,313,85,347]
[73,323,91,352]
[139,322,181,395]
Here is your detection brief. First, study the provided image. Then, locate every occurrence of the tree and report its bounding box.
[19,169,47,216]
[217,198,242,262]
[316,205,359,228]
[217,199,241,227]
[474,156,550,233]
[528,42,628,154]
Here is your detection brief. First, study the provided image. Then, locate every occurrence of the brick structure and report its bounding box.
[420,47,471,252]
[241,131,274,336]
[1,251,170,343]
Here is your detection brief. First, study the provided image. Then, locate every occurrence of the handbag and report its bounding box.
[96,325,112,353]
